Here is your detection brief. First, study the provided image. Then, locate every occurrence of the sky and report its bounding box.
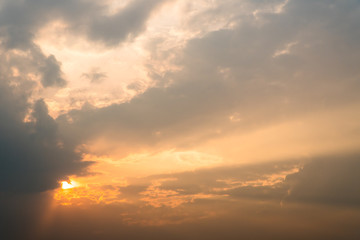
[0,0,360,239]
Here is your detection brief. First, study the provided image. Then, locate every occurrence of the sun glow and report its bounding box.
[61,181,75,190]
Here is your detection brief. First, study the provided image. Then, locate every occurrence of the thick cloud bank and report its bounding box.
[0,79,90,193]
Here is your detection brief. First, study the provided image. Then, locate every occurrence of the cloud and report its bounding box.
[285,153,360,206]
[56,0,360,158]
[9,0,355,212]
[0,0,172,192]
[82,68,107,84]
[0,0,171,197]
[115,153,360,208]
[0,0,171,88]
[86,0,172,46]
[0,52,91,237]
[0,98,92,193]
[39,54,66,87]
[0,52,91,193]
[1,1,360,239]
[0,0,171,48]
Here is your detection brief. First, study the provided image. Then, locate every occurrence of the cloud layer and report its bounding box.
[54,0,360,160]
[1,0,360,239]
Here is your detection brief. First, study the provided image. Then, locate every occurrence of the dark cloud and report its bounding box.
[0,50,91,194]
[285,153,360,206]
[0,0,171,48]
[87,0,169,46]
[0,98,91,193]
[217,154,360,207]
[39,54,66,87]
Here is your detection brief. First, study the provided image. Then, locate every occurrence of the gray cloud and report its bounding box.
[0,98,92,193]
[82,68,107,84]
[87,0,169,46]
[39,54,66,87]
[0,0,171,48]
[0,51,91,193]
[285,153,360,206]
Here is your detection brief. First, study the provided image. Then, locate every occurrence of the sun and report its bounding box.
[61,181,75,190]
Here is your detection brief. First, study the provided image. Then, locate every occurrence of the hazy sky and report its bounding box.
[1,0,360,239]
